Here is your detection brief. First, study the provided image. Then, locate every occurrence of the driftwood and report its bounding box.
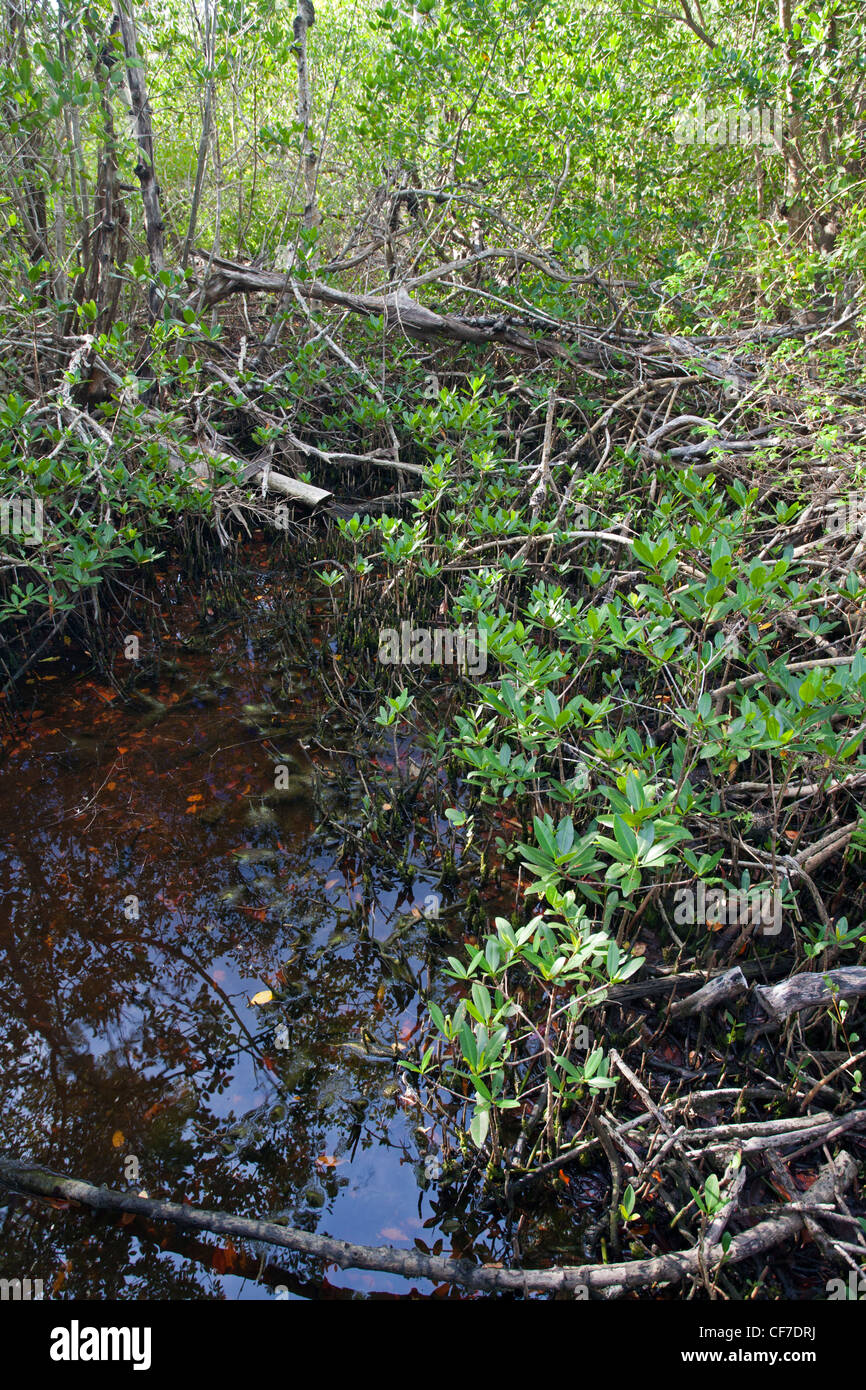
[190,248,796,392]
[261,468,331,509]
[755,967,866,1024]
[0,1152,854,1296]
[670,966,749,1019]
[680,1112,833,1145]
[162,439,332,511]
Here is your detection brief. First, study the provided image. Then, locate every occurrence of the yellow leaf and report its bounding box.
[250,989,274,1007]
[111,1130,125,1149]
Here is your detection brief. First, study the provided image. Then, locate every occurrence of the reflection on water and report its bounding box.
[0,548,506,1299]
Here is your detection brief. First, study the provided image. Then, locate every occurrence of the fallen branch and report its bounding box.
[193,260,577,361]
[0,1151,855,1295]
[691,1110,866,1162]
[262,468,331,509]
[604,956,794,1006]
[669,966,749,1019]
[754,967,866,1024]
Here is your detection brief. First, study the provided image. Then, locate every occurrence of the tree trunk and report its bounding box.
[2,0,48,261]
[112,0,168,307]
[777,0,809,240]
[81,19,129,334]
[181,0,217,270]
[294,1,319,235]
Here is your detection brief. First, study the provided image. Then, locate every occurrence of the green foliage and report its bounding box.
[335,361,866,1154]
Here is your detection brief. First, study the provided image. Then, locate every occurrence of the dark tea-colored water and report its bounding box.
[0,547,511,1299]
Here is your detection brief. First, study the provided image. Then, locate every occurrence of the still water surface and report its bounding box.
[0,550,503,1299]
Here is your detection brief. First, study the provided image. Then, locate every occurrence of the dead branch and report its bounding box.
[0,1151,854,1296]
[669,966,749,1019]
[755,967,866,1024]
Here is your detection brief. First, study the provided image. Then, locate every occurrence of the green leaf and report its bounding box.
[470,1106,490,1148]
[613,815,638,858]
[471,981,492,1021]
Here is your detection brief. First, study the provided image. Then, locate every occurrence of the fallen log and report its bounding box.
[604,955,794,1006]
[0,1151,854,1296]
[755,967,866,1024]
[259,467,332,510]
[678,1112,833,1144]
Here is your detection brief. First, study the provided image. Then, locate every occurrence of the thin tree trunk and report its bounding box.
[294,0,319,235]
[181,0,217,270]
[777,0,808,237]
[2,0,48,260]
[112,0,168,305]
[80,20,129,335]
[255,1,319,359]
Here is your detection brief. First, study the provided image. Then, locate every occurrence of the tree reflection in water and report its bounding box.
[0,558,471,1299]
